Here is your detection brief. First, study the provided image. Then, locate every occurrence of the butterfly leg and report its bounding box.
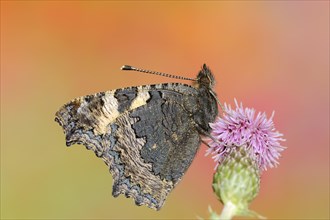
[194,123,223,147]
[201,139,213,148]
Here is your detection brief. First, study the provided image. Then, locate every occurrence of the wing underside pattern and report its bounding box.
[55,83,201,210]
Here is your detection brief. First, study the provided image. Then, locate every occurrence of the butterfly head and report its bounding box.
[196,64,215,89]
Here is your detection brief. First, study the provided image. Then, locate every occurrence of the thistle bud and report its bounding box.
[212,146,262,219]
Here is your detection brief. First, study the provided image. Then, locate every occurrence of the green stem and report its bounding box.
[219,201,237,220]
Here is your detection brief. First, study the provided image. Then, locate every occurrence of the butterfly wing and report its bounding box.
[55,83,202,210]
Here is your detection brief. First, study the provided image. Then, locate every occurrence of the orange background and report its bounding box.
[1,1,329,219]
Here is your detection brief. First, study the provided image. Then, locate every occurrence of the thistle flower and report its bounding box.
[206,99,285,171]
[206,100,285,219]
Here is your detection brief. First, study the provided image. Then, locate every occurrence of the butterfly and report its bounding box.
[55,64,218,210]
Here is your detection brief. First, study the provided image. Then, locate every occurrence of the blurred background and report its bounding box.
[1,1,329,219]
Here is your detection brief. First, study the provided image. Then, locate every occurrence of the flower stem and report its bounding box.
[219,201,236,220]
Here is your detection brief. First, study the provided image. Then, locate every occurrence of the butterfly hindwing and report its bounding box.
[55,83,202,210]
[130,93,201,183]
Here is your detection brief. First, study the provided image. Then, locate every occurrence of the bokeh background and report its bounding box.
[1,1,329,219]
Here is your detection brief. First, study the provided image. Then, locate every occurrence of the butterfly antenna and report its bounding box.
[121,65,196,81]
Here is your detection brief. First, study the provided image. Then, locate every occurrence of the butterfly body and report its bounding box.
[55,64,218,210]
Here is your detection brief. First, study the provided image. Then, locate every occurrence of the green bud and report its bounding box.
[212,146,262,218]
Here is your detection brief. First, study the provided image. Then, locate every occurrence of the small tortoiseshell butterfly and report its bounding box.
[55,64,218,210]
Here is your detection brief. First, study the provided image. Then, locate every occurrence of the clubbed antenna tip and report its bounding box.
[121,65,136,71]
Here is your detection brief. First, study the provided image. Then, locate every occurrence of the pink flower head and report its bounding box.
[206,100,285,171]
